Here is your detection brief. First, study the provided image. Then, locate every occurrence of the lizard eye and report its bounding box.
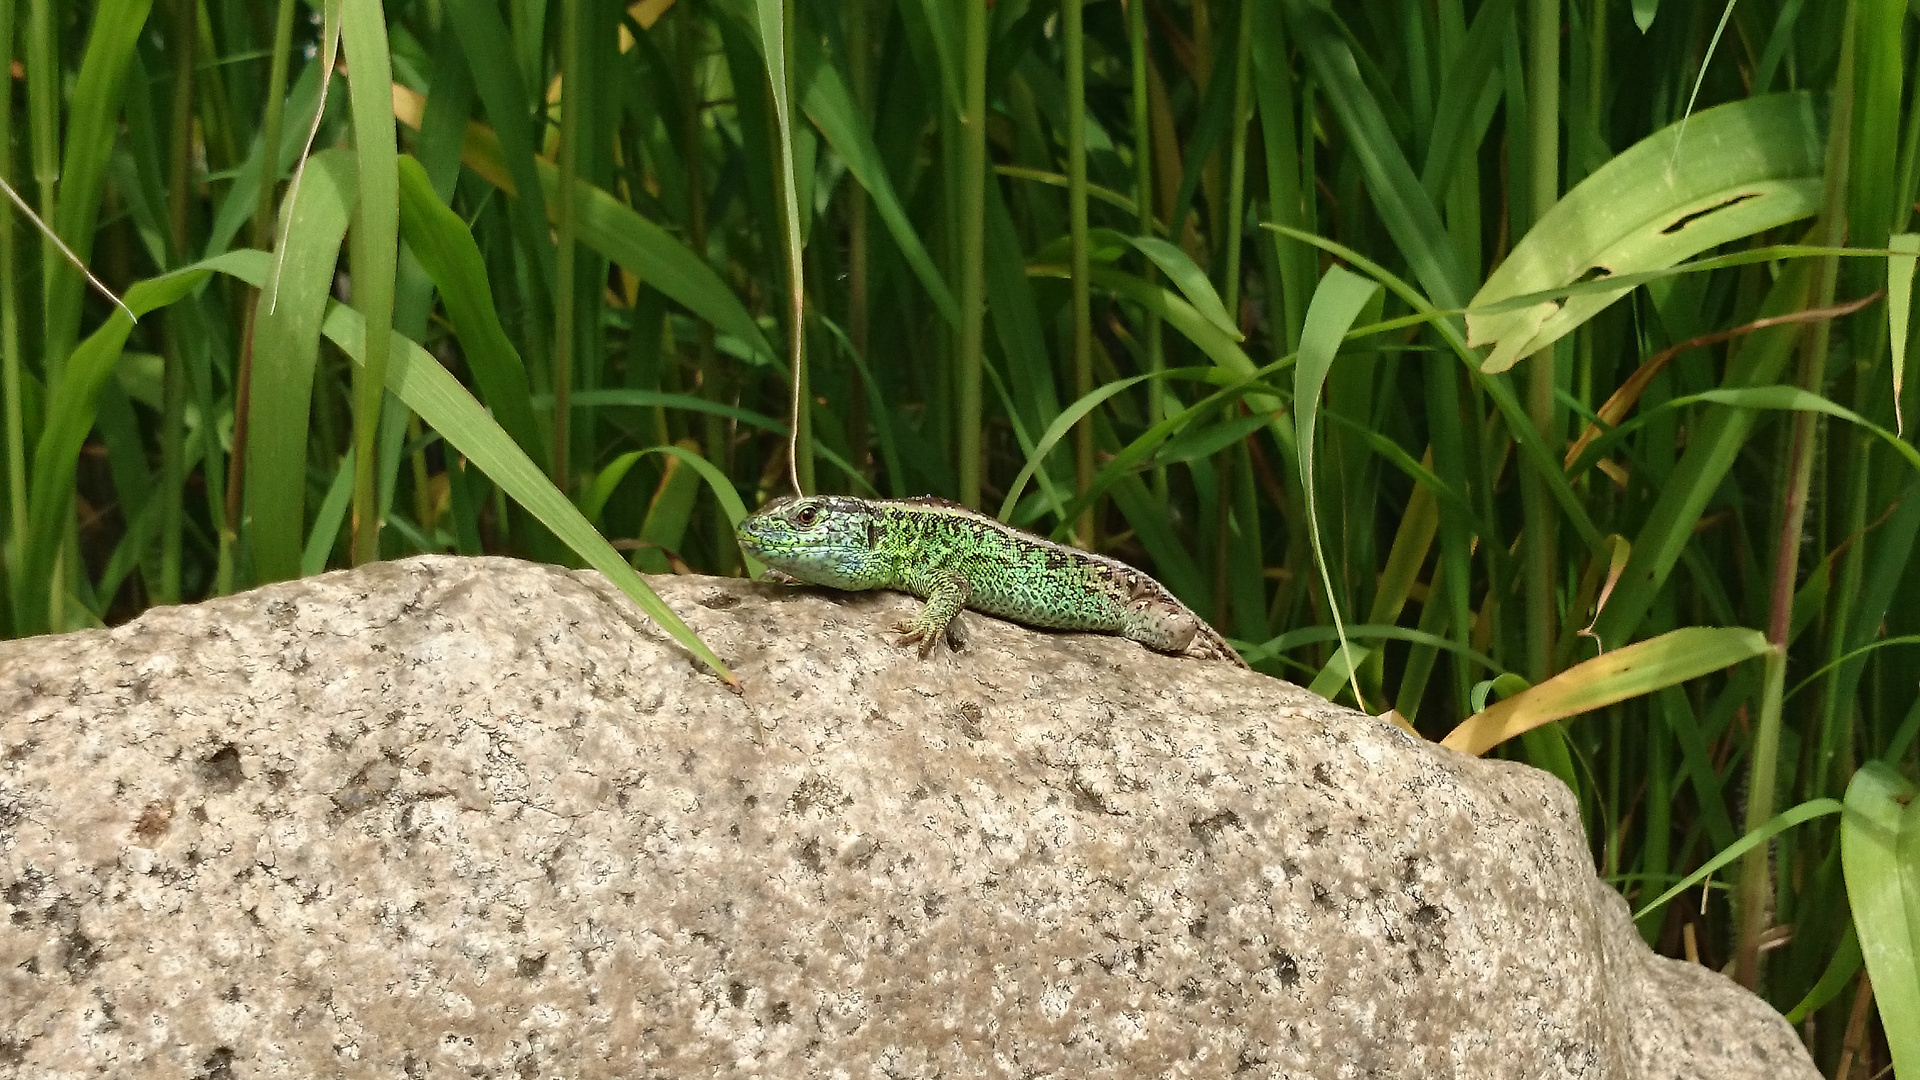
[795,504,820,527]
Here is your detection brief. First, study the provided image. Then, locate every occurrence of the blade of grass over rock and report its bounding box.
[1295,265,1383,709]
[211,249,736,684]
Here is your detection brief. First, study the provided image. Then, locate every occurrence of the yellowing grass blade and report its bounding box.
[1442,626,1770,755]
[1467,93,1823,373]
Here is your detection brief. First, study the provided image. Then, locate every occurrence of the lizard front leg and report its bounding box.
[894,572,970,657]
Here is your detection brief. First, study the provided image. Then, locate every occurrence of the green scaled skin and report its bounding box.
[736,495,1247,667]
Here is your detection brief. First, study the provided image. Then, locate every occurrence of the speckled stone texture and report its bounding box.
[1,555,1813,1079]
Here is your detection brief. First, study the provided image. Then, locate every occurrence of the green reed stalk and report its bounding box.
[0,0,23,579]
[1064,0,1093,543]
[1739,0,1856,991]
[957,0,988,509]
[553,0,579,493]
[1521,0,1559,682]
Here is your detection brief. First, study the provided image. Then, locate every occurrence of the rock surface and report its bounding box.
[0,555,1814,1079]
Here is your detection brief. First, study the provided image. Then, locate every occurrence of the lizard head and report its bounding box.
[736,495,892,590]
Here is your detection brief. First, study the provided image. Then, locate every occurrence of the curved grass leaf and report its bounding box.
[213,249,736,684]
[395,154,545,462]
[1841,761,1920,1078]
[1632,798,1843,919]
[391,84,775,364]
[1295,265,1383,708]
[42,0,155,373]
[1442,627,1772,755]
[1468,93,1825,372]
[17,264,213,633]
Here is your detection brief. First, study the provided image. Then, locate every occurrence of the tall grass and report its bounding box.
[1,0,1916,1070]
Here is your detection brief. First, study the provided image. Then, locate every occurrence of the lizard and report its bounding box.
[735,494,1247,667]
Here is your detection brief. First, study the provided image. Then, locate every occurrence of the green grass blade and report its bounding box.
[1469,93,1825,372]
[341,0,399,564]
[42,0,155,375]
[250,148,357,583]
[17,264,214,634]
[1841,761,1920,1075]
[303,450,355,576]
[1632,798,1843,919]
[1282,0,1470,309]
[395,154,546,462]
[1296,265,1383,709]
[796,34,958,326]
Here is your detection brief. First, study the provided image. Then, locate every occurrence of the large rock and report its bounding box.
[0,555,1813,1078]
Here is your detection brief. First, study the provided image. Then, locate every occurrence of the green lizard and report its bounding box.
[736,495,1247,667]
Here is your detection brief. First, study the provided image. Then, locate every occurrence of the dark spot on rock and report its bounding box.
[1306,825,1329,846]
[193,1045,235,1080]
[794,838,826,874]
[697,590,741,610]
[1270,949,1300,988]
[1310,881,1333,908]
[223,985,242,1002]
[133,800,174,842]
[62,928,102,977]
[1178,978,1203,1004]
[265,769,290,791]
[1067,775,1119,816]
[769,1000,792,1024]
[1188,916,1208,938]
[728,981,748,1007]
[955,701,985,741]
[922,893,945,919]
[330,758,401,818]
[516,953,547,979]
[0,786,22,830]
[1189,810,1242,850]
[403,1053,428,1079]
[0,1038,26,1066]
[198,745,243,792]
[1312,762,1334,786]
[785,775,849,816]
[1412,902,1443,926]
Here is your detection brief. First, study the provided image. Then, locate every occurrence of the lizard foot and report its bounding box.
[892,614,965,658]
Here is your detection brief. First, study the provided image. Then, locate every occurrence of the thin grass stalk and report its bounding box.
[1065,0,1093,543]
[553,0,579,493]
[1128,0,1167,501]
[1737,0,1857,991]
[680,13,730,561]
[25,0,54,380]
[957,0,987,509]
[1220,0,1253,316]
[845,0,870,481]
[0,0,24,577]
[1520,0,1559,682]
[157,0,197,604]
